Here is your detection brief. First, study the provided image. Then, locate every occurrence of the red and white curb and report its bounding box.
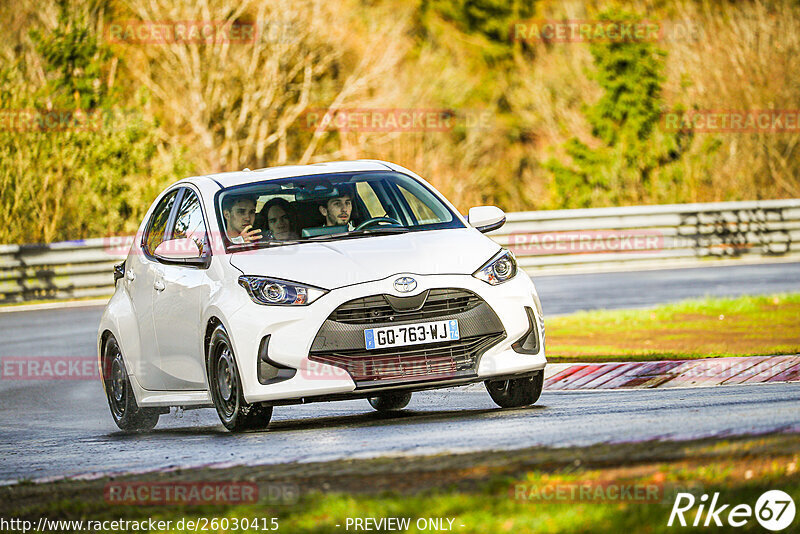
[543,355,800,390]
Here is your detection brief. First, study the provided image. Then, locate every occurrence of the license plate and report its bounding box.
[364,320,460,350]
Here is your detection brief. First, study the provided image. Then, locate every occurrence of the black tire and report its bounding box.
[368,391,412,412]
[207,325,273,432]
[102,336,160,432]
[485,371,544,408]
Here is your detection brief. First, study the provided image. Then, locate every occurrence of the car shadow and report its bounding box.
[103,404,549,438]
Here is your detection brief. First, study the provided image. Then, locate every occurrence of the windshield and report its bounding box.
[216,171,464,250]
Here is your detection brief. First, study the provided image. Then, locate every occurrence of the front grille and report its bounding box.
[310,287,506,387]
[309,333,504,387]
[330,288,481,325]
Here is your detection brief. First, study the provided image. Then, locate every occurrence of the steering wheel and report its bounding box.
[354,216,403,231]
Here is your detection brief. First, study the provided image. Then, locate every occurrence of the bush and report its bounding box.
[0,0,190,244]
[546,9,692,208]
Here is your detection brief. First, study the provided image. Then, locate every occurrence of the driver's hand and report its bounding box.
[239,225,262,243]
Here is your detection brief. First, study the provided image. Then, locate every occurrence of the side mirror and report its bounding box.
[154,238,203,261]
[467,206,506,233]
[113,261,125,283]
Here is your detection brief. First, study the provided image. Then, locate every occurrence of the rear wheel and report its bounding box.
[485,371,544,408]
[102,336,160,432]
[368,391,412,412]
[207,325,272,432]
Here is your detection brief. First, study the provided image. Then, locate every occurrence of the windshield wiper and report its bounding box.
[306,227,410,241]
[348,227,410,236]
[231,228,411,247]
[229,239,302,251]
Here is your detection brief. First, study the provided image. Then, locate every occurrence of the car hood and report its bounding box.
[228,228,500,289]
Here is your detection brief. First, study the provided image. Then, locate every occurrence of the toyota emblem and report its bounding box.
[394,276,417,293]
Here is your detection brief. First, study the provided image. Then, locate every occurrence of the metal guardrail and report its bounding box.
[492,199,800,273]
[0,237,122,303]
[1,199,799,303]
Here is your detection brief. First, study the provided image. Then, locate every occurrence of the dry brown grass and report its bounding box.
[1,0,799,244]
[664,0,800,201]
[115,0,412,172]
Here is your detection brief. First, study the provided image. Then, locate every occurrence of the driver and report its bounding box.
[319,186,355,230]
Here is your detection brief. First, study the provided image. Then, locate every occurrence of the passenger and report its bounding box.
[319,186,354,230]
[261,198,299,240]
[222,195,261,243]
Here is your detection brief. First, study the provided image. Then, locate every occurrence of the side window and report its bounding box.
[171,189,209,256]
[397,184,439,224]
[144,190,178,255]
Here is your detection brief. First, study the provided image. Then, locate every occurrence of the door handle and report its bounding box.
[153,279,166,292]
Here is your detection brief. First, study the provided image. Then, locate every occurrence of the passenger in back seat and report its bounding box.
[259,198,299,241]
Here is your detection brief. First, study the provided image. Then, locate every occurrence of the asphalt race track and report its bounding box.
[534,260,800,315]
[1,261,799,483]
[2,380,800,484]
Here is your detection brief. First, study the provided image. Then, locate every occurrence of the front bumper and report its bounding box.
[224,272,546,404]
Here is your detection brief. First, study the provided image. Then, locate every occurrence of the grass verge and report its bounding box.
[546,293,800,362]
[3,434,799,533]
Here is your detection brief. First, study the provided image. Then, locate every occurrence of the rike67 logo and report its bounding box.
[668,490,796,531]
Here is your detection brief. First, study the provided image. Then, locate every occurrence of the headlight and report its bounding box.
[238,276,327,305]
[473,249,518,285]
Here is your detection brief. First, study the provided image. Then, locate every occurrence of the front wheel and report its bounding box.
[207,325,273,432]
[485,371,544,408]
[102,336,160,432]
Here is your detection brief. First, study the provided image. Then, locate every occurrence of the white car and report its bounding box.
[98,160,546,432]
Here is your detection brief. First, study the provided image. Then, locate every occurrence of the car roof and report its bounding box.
[189,160,395,190]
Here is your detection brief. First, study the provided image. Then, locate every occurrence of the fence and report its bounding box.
[493,199,800,274]
[1,199,799,303]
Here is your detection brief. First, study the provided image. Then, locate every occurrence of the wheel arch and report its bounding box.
[203,316,226,366]
[97,284,142,378]
[98,329,115,389]
[99,329,114,363]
